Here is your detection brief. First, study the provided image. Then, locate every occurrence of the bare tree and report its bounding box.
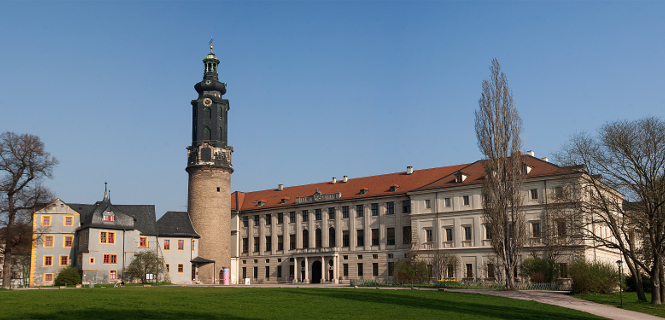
[1,132,57,289]
[556,116,665,304]
[474,59,525,290]
[431,250,460,280]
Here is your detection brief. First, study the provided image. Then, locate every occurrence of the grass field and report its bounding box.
[573,291,665,318]
[0,287,606,320]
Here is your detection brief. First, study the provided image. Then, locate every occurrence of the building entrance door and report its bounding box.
[311,261,322,283]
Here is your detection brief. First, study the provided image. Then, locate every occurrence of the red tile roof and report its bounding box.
[231,155,573,212]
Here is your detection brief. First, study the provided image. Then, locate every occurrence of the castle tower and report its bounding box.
[186,40,233,284]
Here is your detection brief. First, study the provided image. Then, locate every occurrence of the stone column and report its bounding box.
[333,255,338,284]
[304,256,309,283]
[293,257,298,283]
[321,256,326,282]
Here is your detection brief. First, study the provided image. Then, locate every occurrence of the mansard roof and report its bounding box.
[231,163,470,212]
[156,211,200,238]
[69,199,158,236]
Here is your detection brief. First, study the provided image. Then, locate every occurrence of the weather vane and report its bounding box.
[209,36,213,52]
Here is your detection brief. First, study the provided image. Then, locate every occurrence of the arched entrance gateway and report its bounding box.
[311,261,322,283]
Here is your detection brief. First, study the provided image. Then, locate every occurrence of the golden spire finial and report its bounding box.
[209,36,213,53]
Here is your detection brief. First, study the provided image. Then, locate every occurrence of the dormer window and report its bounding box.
[280,197,290,204]
[522,163,533,174]
[103,212,114,222]
[257,200,266,207]
[360,188,369,195]
[389,184,399,192]
[454,171,468,183]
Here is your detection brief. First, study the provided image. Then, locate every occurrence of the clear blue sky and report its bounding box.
[1,1,663,217]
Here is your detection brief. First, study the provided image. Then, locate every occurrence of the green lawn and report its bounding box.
[0,287,606,320]
[573,291,665,318]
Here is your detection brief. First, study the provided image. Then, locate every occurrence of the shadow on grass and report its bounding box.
[4,309,256,320]
[289,289,602,320]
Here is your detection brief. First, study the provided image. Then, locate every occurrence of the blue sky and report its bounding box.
[1,1,664,217]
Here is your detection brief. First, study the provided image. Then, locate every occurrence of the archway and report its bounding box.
[312,261,322,283]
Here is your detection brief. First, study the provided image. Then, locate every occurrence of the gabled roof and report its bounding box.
[232,163,470,212]
[69,199,158,236]
[156,211,200,238]
[411,155,574,192]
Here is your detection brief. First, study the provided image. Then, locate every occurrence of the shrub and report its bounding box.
[626,274,652,292]
[55,267,81,286]
[394,258,431,284]
[568,259,621,294]
[520,257,558,283]
[126,251,165,283]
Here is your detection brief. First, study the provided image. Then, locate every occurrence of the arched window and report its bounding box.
[203,127,211,140]
[328,227,335,247]
[219,127,223,141]
[315,229,322,248]
[203,107,211,119]
[302,230,309,249]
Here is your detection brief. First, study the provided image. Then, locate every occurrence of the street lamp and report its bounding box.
[616,260,623,307]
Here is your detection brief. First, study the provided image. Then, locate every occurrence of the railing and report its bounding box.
[293,247,340,254]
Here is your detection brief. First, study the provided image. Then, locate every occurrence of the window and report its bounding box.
[487,263,495,279]
[559,263,568,278]
[555,187,564,198]
[177,264,184,273]
[139,237,147,248]
[402,200,411,213]
[425,200,431,209]
[447,264,454,278]
[254,215,259,226]
[254,237,259,252]
[386,202,395,215]
[60,255,68,266]
[290,234,296,250]
[266,236,272,251]
[302,230,309,249]
[315,209,322,221]
[371,229,379,246]
[265,214,271,225]
[277,213,283,224]
[425,229,433,243]
[373,263,379,277]
[90,257,95,264]
[64,236,73,248]
[371,203,379,216]
[163,239,170,250]
[403,226,412,244]
[343,231,350,247]
[289,265,294,278]
[178,239,184,250]
[289,212,296,223]
[387,227,395,245]
[100,232,109,243]
[342,206,349,218]
[277,265,282,278]
[44,274,53,282]
[253,267,258,279]
[103,212,113,222]
[44,236,54,247]
[530,188,539,200]
[242,238,248,253]
[328,207,335,219]
[64,216,73,226]
[373,254,378,259]
[446,228,453,242]
[328,228,335,247]
[84,231,88,244]
[108,232,115,244]
[242,267,246,279]
[485,226,492,240]
[557,220,567,237]
[465,264,474,278]
[110,270,117,280]
[388,262,395,276]
[464,226,472,241]
[302,210,309,222]
[315,229,322,248]
[277,235,284,251]
[243,216,249,227]
[463,195,470,206]
[78,235,82,246]
[343,264,349,277]
[358,255,363,260]
[508,222,515,239]
[166,264,170,273]
[532,222,541,238]
[356,205,364,217]
[265,266,270,279]
[356,230,364,247]
[42,216,51,226]
[357,263,363,277]
[103,254,117,264]
[44,255,53,266]
[444,198,451,208]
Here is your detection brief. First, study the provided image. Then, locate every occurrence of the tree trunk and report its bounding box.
[626,258,647,302]
[652,259,662,305]
[2,248,12,289]
[661,262,665,304]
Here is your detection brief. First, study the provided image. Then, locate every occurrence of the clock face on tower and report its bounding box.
[205,80,211,85]
[203,98,212,107]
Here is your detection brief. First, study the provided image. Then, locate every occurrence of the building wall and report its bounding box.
[158,236,198,284]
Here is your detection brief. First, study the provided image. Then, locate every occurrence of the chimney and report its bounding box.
[527,150,535,157]
[278,184,283,191]
[542,157,549,162]
[343,176,348,183]
[406,166,413,175]
[332,177,337,184]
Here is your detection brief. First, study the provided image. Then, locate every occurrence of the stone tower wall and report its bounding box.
[187,166,232,284]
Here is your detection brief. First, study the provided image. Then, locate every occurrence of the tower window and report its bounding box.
[217,187,220,192]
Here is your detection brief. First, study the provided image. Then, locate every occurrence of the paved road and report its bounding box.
[447,289,662,320]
